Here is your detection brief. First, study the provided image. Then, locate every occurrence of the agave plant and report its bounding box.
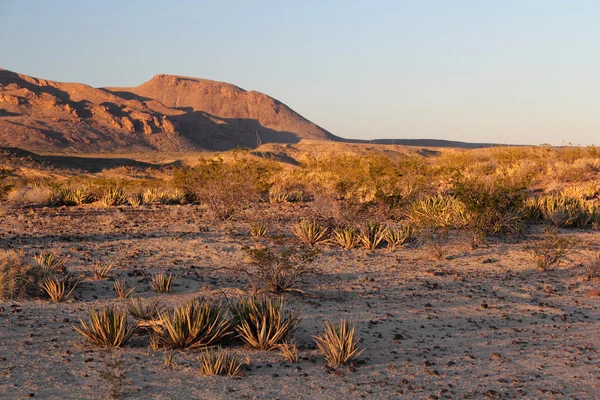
[314,319,364,366]
[150,299,232,350]
[128,193,143,207]
[142,188,161,205]
[40,275,79,302]
[127,297,161,322]
[198,347,245,376]
[331,226,360,249]
[101,187,127,207]
[71,187,95,205]
[74,306,136,348]
[384,225,412,250]
[33,252,67,274]
[230,296,300,350]
[293,220,329,246]
[359,222,388,250]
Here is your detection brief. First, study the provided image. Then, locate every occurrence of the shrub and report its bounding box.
[279,342,300,363]
[250,221,267,238]
[150,272,172,293]
[40,275,78,302]
[408,194,467,229]
[293,220,329,246]
[0,250,50,300]
[230,296,300,350]
[384,225,412,250]
[198,348,244,376]
[114,279,134,298]
[359,222,388,250]
[314,319,364,367]
[242,246,319,293]
[530,230,574,271]
[101,187,127,207]
[128,193,143,207]
[74,306,135,348]
[583,251,600,281]
[142,188,161,204]
[331,226,360,249]
[150,299,232,350]
[33,252,67,274]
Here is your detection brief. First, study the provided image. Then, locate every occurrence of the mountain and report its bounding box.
[0,68,338,152]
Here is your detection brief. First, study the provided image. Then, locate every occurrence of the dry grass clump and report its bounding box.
[114,279,135,298]
[0,250,50,300]
[74,306,136,348]
[293,220,329,246]
[250,221,267,238]
[242,246,319,293]
[384,225,412,250]
[40,275,78,302]
[127,193,143,207]
[408,194,467,229]
[92,263,113,280]
[314,319,364,367]
[230,296,300,350]
[198,348,244,376]
[526,193,599,228]
[143,188,161,204]
[359,222,388,250]
[530,230,574,271]
[150,272,173,293]
[279,342,300,363]
[127,298,161,322]
[150,299,232,350]
[331,226,360,249]
[33,252,67,274]
[583,251,600,281]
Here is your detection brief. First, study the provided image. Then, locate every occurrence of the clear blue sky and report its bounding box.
[1,1,599,145]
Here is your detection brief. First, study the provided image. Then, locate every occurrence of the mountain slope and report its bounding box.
[0,69,337,152]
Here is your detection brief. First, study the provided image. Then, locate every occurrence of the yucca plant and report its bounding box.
[150,272,172,293]
[331,226,360,249]
[150,299,232,350]
[164,350,177,371]
[92,263,113,280]
[114,279,135,299]
[268,188,289,203]
[359,222,388,250]
[250,221,268,238]
[74,306,136,348]
[33,252,67,274]
[293,220,329,246]
[71,187,95,205]
[279,342,300,363]
[384,225,412,250]
[128,193,143,207]
[230,296,300,350]
[198,347,244,376]
[143,188,161,205]
[314,319,364,367]
[101,187,127,207]
[127,297,161,322]
[40,275,79,302]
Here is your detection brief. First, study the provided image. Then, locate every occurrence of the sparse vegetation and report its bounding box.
[384,225,412,250]
[0,250,50,300]
[331,226,360,249]
[250,221,268,238]
[279,342,300,363]
[293,220,329,246]
[114,279,135,298]
[92,263,113,280]
[198,347,244,376]
[314,319,364,367]
[127,298,161,322]
[40,275,78,302]
[150,272,173,293]
[33,252,67,274]
[530,229,574,271]
[583,251,600,281]
[230,296,300,350]
[74,306,136,348]
[359,222,388,250]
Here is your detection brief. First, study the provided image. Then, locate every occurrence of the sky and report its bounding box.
[1,0,599,145]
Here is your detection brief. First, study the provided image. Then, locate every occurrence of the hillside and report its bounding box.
[0,69,338,152]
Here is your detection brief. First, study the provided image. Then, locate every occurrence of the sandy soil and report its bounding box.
[1,204,599,399]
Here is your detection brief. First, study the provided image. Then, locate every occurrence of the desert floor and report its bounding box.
[1,204,599,399]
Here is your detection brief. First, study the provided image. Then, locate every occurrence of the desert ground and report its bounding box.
[1,143,600,399]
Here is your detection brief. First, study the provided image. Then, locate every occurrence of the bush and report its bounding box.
[230,296,300,350]
[529,230,574,271]
[0,250,50,300]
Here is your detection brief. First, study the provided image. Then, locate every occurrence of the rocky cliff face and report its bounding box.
[0,69,337,152]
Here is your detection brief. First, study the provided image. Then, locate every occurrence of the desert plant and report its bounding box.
[331,226,360,249]
[0,250,50,300]
[114,279,134,299]
[250,221,268,238]
[71,187,95,205]
[230,296,300,350]
[293,220,329,246]
[268,188,289,203]
[530,230,574,271]
[583,251,600,281]
[279,342,300,363]
[40,275,78,302]
[150,272,172,293]
[142,188,161,204]
[101,187,127,207]
[384,225,412,250]
[198,347,244,376]
[74,306,136,348]
[92,263,113,280]
[242,246,319,293]
[314,319,364,367]
[359,222,388,250]
[164,350,177,371]
[33,252,67,274]
[127,193,143,207]
[150,299,232,350]
[127,298,161,322]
